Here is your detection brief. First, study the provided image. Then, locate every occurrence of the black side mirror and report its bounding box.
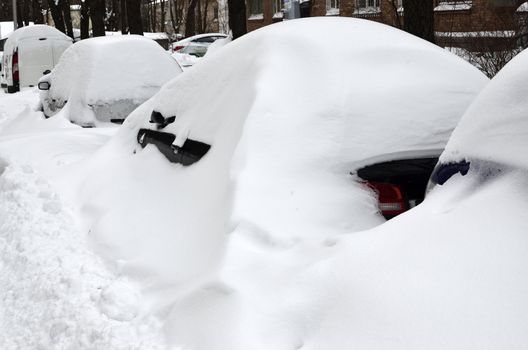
[38,81,51,91]
[43,70,51,75]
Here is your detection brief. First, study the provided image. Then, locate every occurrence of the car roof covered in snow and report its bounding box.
[151,17,488,170]
[4,25,71,52]
[440,48,528,170]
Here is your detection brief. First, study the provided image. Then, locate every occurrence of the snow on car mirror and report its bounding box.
[38,81,50,91]
[137,128,210,166]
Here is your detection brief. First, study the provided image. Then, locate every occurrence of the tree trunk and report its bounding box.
[81,0,90,38]
[49,0,66,33]
[126,0,144,35]
[402,0,434,43]
[32,0,45,24]
[185,0,198,37]
[228,0,246,39]
[169,0,178,33]
[160,0,165,32]
[196,0,202,33]
[61,0,74,38]
[202,0,209,32]
[90,0,106,36]
[16,0,25,28]
[151,1,156,32]
[120,0,129,33]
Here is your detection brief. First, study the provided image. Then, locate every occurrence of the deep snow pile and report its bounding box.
[54,17,490,349]
[42,35,182,126]
[0,91,164,348]
[0,163,166,349]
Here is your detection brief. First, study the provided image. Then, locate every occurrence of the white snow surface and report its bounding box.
[50,17,490,347]
[517,1,528,12]
[441,47,528,169]
[44,35,182,125]
[6,18,527,350]
[0,91,167,348]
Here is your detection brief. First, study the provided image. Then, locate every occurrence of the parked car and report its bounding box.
[133,18,487,224]
[38,35,183,127]
[1,25,72,93]
[171,33,227,53]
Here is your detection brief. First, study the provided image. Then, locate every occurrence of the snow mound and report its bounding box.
[441,47,528,169]
[44,35,183,125]
[0,163,165,349]
[65,18,486,305]
[144,17,487,241]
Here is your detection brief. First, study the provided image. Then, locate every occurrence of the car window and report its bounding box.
[194,37,216,43]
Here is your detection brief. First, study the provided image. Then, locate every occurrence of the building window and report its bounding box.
[326,0,340,15]
[248,0,264,18]
[355,0,381,14]
[434,0,473,11]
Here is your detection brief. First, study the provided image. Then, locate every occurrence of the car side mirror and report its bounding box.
[38,81,51,91]
[43,70,51,75]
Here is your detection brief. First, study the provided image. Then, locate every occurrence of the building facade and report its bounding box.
[245,0,527,50]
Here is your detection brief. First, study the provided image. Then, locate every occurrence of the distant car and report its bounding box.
[179,42,209,57]
[171,33,227,54]
[38,35,183,127]
[1,25,72,93]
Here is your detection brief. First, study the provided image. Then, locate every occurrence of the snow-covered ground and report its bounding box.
[0,91,167,348]
[1,17,527,350]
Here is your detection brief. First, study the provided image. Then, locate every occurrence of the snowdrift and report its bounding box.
[64,16,487,320]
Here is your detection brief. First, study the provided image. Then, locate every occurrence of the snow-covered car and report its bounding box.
[1,25,72,93]
[38,35,183,127]
[68,18,486,287]
[137,18,487,220]
[171,33,227,53]
[298,47,528,349]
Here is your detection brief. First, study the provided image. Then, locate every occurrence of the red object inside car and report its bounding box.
[172,45,184,52]
[366,181,408,218]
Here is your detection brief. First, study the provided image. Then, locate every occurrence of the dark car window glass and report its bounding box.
[194,37,216,43]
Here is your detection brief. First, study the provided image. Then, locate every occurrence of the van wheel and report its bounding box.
[6,85,18,94]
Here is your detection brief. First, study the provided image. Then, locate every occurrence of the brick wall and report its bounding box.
[247,0,525,41]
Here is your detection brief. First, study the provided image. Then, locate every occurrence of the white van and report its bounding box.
[1,25,72,93]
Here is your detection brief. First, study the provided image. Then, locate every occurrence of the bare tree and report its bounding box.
[90,0,106,36]
[61,0,74,38]
[49,0,66,33]
[120,0,129,33]
[185,0,198,36]
[81,0,90,38]
[438,3,521,78]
